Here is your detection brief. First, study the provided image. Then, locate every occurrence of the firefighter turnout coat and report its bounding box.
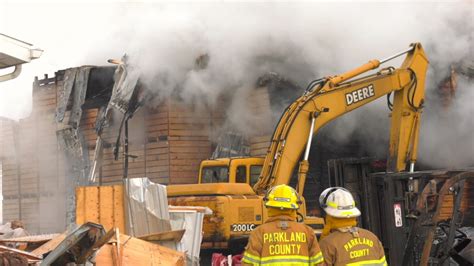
[319,227,387,266]
[242,215,324,265]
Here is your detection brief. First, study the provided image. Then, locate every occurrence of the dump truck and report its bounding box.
[168,43,431,253]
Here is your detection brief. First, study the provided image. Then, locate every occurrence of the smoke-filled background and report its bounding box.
[0,1,472,170]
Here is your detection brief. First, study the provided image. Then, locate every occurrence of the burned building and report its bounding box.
[0,62,303,234]
[4,54,470,235]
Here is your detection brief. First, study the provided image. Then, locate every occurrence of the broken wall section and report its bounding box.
[0,64,226,236]
[0,62,303,235]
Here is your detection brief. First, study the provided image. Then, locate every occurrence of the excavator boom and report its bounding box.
[254,43,429,194]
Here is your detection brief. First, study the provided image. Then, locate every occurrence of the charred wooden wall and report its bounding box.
[95,100,224,185]
[0,69,278,233]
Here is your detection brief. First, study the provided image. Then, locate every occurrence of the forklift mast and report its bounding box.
[327,158,474,265]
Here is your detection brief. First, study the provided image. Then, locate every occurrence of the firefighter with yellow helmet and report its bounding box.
[319,187,387,266]
[242,184,324,265]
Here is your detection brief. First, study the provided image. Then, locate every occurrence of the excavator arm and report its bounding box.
[254,43,429,194]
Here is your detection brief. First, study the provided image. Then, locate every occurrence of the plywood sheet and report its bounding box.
[95,233,185,266]
[76,185,125,232]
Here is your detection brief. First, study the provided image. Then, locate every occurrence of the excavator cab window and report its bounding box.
[201,166,229,183]
[236,166,247,183]
[250,165,263,186]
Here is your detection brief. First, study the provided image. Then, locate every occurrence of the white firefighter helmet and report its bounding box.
[319,187,361,218]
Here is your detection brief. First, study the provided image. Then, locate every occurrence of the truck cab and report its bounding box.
[198,157,264,186]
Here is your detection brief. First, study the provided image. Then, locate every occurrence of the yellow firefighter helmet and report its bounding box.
[264,185,301,210]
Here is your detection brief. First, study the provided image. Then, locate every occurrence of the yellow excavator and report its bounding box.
[167,43,429,250]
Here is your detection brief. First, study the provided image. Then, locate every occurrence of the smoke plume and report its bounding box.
[0,1,472,170]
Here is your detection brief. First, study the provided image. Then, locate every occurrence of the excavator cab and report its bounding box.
[198,157,264,186]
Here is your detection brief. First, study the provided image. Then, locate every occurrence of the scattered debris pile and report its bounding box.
[76,177,211,265]
[0,221,29,243]
[0,178,207,265]
[31,222,186,265]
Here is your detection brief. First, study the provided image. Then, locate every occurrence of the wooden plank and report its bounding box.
[168,136,210,141]
[170,171,198,178]
[146,142,169,149]
[143,160,169,167]
[101,170,125,180]
[169,165,200,172]
[147,124,169,132]
[0,234,59,244]
[146,148,170,155]
[31,233,67,257]
[168,112,212,119]
[113,186,125,233]
[76,185,125,233]
[169,153,209,160]
[168,123,207,130]
[99,186,114,231]
[95,233,185,266]
[128,160,146,168]
[168,129,210,137]
[148,176,170,184]
[169,146,210,153]
[170,176,198,184]
[85,186,100,223]
[166,160,199,167]
[170,140,211,147]
[146,165,170,173]
[102,163,125,171]
[146,121,169,129]
[76,187,86,225]
[128,168,146,176]
[137,229,185,242]
[0,245,42,262]
[100,178,123,185]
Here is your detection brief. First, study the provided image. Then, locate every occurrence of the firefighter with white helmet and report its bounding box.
[319,187,387,266]
[242,184,324,265]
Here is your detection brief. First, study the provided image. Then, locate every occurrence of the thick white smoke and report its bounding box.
[420,76,474,168]
[0,1,472,168]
